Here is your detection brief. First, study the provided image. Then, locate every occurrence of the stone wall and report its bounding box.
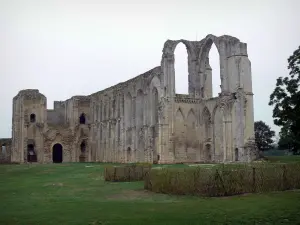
[89,66,162,163]
[0,138,11,163]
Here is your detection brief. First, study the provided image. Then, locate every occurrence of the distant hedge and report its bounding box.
[104,163,152,182]
[144,163,300,197]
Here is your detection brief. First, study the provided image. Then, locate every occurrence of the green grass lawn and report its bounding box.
[1,157,300,225]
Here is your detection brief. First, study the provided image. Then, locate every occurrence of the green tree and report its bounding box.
[277,124,300,154]
[254,121,275,151]
[269,45,300,154]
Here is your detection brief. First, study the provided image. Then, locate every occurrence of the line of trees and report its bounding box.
[254,45,300,155]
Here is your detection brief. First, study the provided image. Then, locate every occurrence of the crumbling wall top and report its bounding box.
[90,66,162,98]
[161,34,248,62]
[13,89,46,102]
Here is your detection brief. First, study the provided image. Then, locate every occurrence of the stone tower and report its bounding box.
[11,89,47,163]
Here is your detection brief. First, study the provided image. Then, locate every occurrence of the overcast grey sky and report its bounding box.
[0,0,299,138]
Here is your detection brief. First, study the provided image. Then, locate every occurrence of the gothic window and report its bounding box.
[27,144,37,162]
[80,141,86,153]
[30,114,36,123]
[152,88,159,125]
[79,113,86,124]
[235,148,239,161]
[1,144,6,154]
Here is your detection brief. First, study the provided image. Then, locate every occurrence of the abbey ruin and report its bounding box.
[0,34,257,164]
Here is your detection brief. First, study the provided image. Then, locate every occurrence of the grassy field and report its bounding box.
[1,156,300,225]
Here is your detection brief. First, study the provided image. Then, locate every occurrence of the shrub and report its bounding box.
[104,164,152,182]
[144,163,300,197]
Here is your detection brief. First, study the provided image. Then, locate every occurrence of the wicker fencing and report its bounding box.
[144,163,300,197]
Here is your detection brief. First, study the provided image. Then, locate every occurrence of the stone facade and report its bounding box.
[5,34,257,164]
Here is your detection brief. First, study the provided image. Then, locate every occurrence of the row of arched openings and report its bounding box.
[126,87,159,128]
[174,42,221,97]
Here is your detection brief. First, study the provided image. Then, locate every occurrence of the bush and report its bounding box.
[144,163,300,197]
[104,164,152,182]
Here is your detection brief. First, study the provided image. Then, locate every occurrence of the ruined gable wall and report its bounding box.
[162,34,255,163]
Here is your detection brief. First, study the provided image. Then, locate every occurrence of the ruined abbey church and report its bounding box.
[0,34,257,164]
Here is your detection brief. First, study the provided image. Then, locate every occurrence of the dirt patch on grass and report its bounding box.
[39,169,55,174]
[106,189,155,200]
[43,182,64,187]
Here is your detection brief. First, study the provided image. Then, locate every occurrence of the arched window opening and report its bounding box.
[174,43,189,95]
[136,90,144,128]
[208,43,221,98]
[1,144,6,154]
[80,141,86,153]
[127,147,131,162]
[27,144,37,162]
[79,113,86,124]
[30,114,36,123]
[205,144,212,161]
[203,108,212,140]
[152,88,159,125]
[126,93,132,128]
[235,148,239,161]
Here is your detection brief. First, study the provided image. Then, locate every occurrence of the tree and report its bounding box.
[254,121,275,151]
[269,45,300,154]
[277,124,300,154]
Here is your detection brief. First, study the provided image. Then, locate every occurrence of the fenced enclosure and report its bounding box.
[104,163,152,182]
[144,163,300,197]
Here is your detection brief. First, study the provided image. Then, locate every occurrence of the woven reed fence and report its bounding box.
[144,163,300,197]
[104,163,152,182]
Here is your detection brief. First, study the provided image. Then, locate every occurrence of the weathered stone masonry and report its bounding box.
[3,34,257,164]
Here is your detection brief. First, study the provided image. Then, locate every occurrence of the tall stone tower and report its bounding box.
[11,90,47,163]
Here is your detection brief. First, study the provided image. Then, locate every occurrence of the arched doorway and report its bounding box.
[127,147,131,163]
[52,143,63,163]
[235,148,239,161]
[205,144,212,161]
[79,141,87,162]
[79,113,86,124]
[27,144,37,162]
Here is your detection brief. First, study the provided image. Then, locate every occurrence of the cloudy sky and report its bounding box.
[0,0,299,138]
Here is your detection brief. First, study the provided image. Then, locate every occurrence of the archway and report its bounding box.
[127,147,131,162]
[205,144,212,161]
[199,37,222,99]
[136,89,144,128]
[209,43,221,97]
[202,107,212,141]
[79,113,86,124]
[1,144,6,154]
[125,93,132,128]
[174,43,189,94]
[30,114,36,123]
[79,141,87,162]
[52,143,63,163]
[27,144,37,162]
[152,87,159,125]
[235,148,239,161]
